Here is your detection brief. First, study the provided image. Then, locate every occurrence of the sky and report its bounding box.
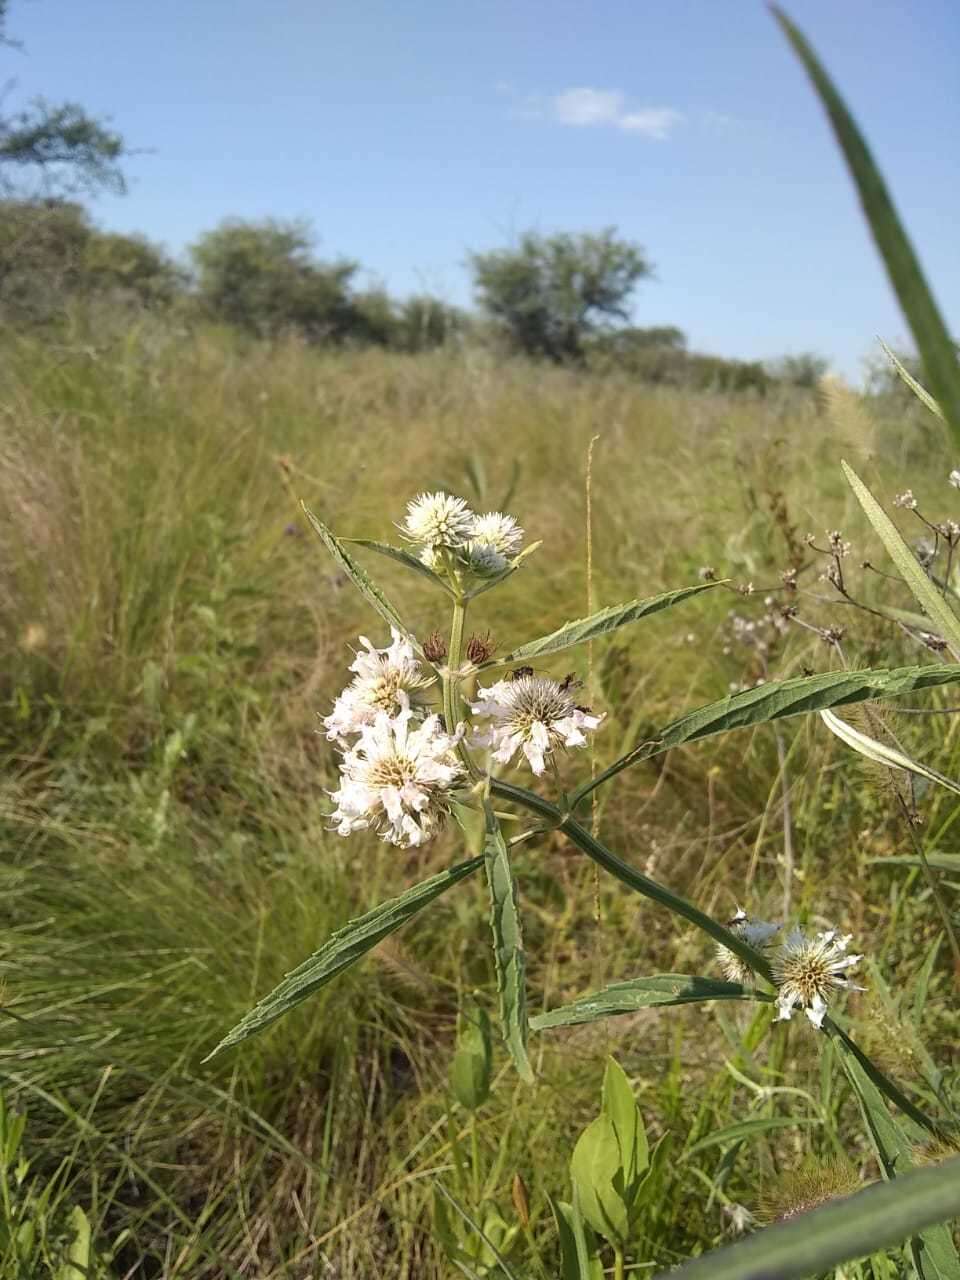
[8,0,959,380]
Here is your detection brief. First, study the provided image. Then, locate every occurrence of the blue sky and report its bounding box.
[9,0,959,379]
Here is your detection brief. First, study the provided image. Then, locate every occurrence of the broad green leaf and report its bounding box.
[821,707,960,796]
[682,1115,819,1161]
[879,338,945,421]
[203,856,483,1059]
[832,1027,960,1278]
[341,537,454,596]
[655,1155,960,1280]
[572,663,960,807]
[549,1195,604,1280]
[531,975,769,1031]
[570,1114,630,1245]
[602,1057,648,1191]
[773,9,960,448]
[58,1205,92,1280]
[842,462,960,658]
[482,802,533,1082]
[450,1004,492,1112]
[484,581,721,667]
[300,503,419,650]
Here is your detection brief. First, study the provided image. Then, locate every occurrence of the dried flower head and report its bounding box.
[469,674,603,775]
[466,631,496,664]
[773,927,864,1028]
[323,629,434,745]
[329,697,465,847]
[715,907,780,983]
[401,491,476,548]
[422,631,448,663]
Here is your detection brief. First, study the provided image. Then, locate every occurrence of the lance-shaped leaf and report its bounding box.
[871,852,960,873]
[482,801,533,1082]
[772,9,960,449]
[341,537,455,596]
[842,462,960,659]
[682,1116,819,1161]
[821,707,960,797]
[549,1194,604,1280]
[300,503,420,651]
[572,663,960,807]
[531,975,769,1031]
[655,1155,960,1280]
[482,581,721,668]
[203,855,483,1059]
[879,338,945,421]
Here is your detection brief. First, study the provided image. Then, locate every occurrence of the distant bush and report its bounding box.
[765,351,830,388]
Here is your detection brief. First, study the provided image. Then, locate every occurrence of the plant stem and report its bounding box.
[614,1244,625,1280]
[443,596,467,735]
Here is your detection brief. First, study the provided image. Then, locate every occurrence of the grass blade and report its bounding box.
[341,537,455,596]
[773,8,960,448]
[842,461,960,657]
[572,662,960,807]
[654,1154,960,1280]
[879,338,945,421]
[300,502,420,650]
[484,582,720,668]
[203,855,484,1059]
[482,801,533,1082]
[531,975,769,1031]
[821,707,960,796]
[682,1115,819,1161]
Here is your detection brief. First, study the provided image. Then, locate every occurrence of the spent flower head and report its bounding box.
[469,674,603,776]
[323,628,434,746]
[329,695,465,847]
[401,491,476,548]
[773,927,863,1029]
[715,907,780,983]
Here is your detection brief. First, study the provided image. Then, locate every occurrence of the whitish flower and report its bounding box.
[323,629,434,745]
[329,696,464,847]
[401,491,475,548]
[893,489,917,510]
[464,540,510,576]
[950,468,960,490]
[469,674,603,775]
[462,511,525,577]
[715,907,780,983]
[773,928,863,1029]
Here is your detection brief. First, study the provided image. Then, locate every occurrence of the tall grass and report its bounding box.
[1,317,956,1276]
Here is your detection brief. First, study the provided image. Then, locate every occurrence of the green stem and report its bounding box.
[470,1114,480,1206]
[614,1244,625,1280]
[443,596,467,735]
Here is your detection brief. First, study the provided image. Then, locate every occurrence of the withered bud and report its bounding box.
[511,1173,530,1228]
[466,631,496,664]
[698,565,717,582]
[823,626,846,645]
[422,631,447,663]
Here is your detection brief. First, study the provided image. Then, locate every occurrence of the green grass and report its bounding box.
[1,315,957,1277]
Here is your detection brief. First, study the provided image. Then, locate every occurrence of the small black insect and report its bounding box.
[509,666,534,681]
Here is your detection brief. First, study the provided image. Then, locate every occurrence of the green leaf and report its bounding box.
[879,338,945,421]
[772,8,960,448]
[572,663,960,807]
[569,1114,630,1245]
[58,1206,92,1280]
[450,1004,493,1112]
[870,853,960,872]
[482,802,533,1082]
[203,856,483,1059]
[602,1058,648,1191]
[549,1195,604,1280]
[531,975,768,1031]
[682,1115,819,1161]
[341,537,455,596]
[655,1155,960,1280]
[841,462,960,658]
[300,503,419,650]
[821,707,960,796]
[485,581,721,667]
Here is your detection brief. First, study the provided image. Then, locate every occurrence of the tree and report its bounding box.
[0,3,129,197]
[189,219,359,341]
[765,351,830,389]
[468,228,652,362]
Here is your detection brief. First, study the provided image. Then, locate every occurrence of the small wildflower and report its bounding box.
[828,530,851,558]
[773,927,864,1029]
[715,908,779,983]
[950,468,960,490]
[780,566,798,590]
[322,629,434,745]
[401,491,475,548]
[463,511,524,576]
[469,674,603,776]
[329,696,465,847]
[915,539,937,570]
[893,490,917,510]
[938,519,960,544]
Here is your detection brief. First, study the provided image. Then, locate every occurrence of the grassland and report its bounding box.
[1,314,957,1278]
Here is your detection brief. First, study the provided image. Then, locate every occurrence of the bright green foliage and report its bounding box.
[469,227,652,363]
[432,1184,521,1278]
[532,975,768,1031]
[482,802,533,1083]
[450,1004,493,1112]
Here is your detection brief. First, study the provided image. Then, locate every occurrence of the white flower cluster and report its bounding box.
[469,674,604,776]
[322,628,434,747]
[717,909,863,1029]
[401,491,525,578]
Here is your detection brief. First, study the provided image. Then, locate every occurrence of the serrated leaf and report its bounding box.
[842,462,960,658]
[682,1115,819,1161]
[573,663,960,807]
[300,503,419,650]
[570,1115,630,1245]
[341,537,455,596]
[482,802,532,1082]
[531,975,767,1032]
[879,338,945,421]
[773,8,960,449]
[203,856,483,1059]
[821,707,960,796]
[485,581,721,667]
[602,1058,648,1191]
[655,1155,960,1280]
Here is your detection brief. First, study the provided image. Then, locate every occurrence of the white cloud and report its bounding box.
[549,87,683,139]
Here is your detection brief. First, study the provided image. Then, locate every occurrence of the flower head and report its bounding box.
[401,491,475,548]
[463,511,525,576]
[469,674,603,776]
[329,696,465,847]
[773,927,863,1029]
[950,468,960,490]
[323,629,433,745]
[715,907,780,983]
